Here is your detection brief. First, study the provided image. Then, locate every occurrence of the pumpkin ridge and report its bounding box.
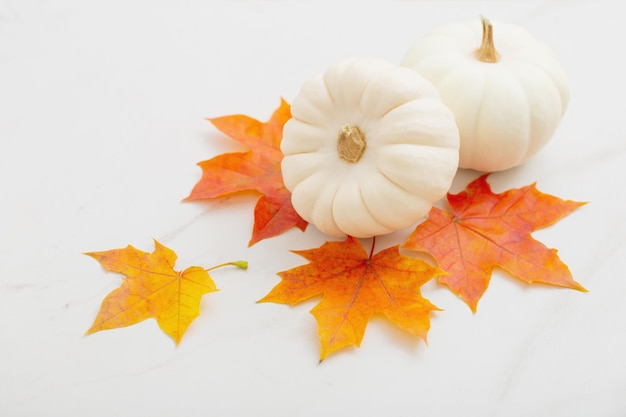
[322,76,336,106]
[515,59,568,116]
[362,173,427,231]
[513,73,533,164]
[330,182,391,238]
[469,73,488,168]
[357,185,392,236]
[378,100,413,119]
[375,167,414,196]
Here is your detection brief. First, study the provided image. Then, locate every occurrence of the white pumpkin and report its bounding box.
[402,17,570,172]
[281,57,460,238]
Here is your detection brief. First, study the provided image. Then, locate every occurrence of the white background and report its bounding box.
[1,1,625,416]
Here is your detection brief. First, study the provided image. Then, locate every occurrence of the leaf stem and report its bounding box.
[206,260,248,272]
[368,236,376,260]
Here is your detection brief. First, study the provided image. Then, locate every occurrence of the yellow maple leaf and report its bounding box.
[85,240,246,344]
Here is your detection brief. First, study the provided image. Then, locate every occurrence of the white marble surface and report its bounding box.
[1,1,625,416]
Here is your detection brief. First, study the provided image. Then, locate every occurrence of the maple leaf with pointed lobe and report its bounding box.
[85,240,246,344]
[402,174,587,312]
[185,100,307,245]
[260,237,443,360]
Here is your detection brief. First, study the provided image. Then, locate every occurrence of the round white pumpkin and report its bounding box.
[402,17,570,172]
[281,57,460,238]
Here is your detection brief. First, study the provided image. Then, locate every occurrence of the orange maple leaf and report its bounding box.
[85,240,246,344]
[403,174,587,312]
[185,99,307,246]
[259,237,443,360]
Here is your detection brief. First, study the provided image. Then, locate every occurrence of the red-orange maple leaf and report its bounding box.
[259,237,443,360]
[403,174,587,312]
[85,240,247,344]
[185,100,307,245]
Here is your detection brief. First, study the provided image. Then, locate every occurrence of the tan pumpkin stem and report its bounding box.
[476,16,500,63]
[337,124,366,163]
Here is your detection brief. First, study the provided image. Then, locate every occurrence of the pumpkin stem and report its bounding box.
[476,15,500,63]
[337,124,366,163]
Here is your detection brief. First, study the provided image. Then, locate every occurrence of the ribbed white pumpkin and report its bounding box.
[402,17,569,172]
[281,57,460,238]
